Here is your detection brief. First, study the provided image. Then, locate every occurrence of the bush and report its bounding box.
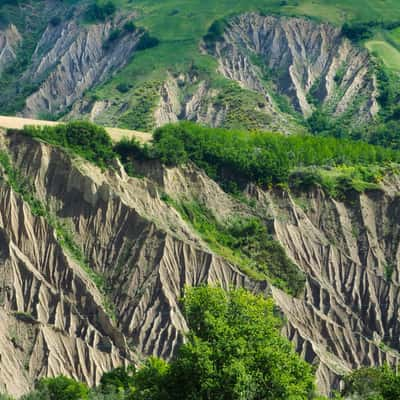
[116,83,131,93]
[203,18,228,48]
[18,121,115,169]
[50,16,62,27]
[341,22,374,42]
[108,28,121,42]
[114,137,150,175]
[35,376,88,400]
[149,122,400,190]
[343,365,400,399]
[85,1,116,22]
[123,21,136,33]
[103,28,122,50]
[136,32,159,51]
[289,168,323,191]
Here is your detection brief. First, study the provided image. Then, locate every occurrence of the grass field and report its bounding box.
[93,0,400,99]
[366,40,400,71]
[4,0,400,126]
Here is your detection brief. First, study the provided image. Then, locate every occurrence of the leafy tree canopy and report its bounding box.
[342,365,400,400]
[97,287,318,400]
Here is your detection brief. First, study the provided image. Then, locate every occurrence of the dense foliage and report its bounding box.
[136,32,160,51]
[85,1,116,22]
[129,122,400,194]
[16,120,400,199]
[4,287,319,400]
[343,365,400,399]
[164,200,305,296]
[341,20,400,42]
[15,121,115,169]
[203,18,228,48]
[21,376,89,400]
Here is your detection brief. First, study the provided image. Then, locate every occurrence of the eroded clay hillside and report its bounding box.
[1,130,400,396]
[82,14,380,131]
[0,3,380,131]
[208,14,378,122]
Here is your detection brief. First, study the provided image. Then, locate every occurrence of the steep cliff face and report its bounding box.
[21,14,143,118]
[54,14,379,132]
[0,130,264,396]
[248,184,400,393]
[152,14,379,130]
[208,14,379,122]
[0,155,134,395]
[0,8,379,130]
[0,24,21,74]
[154,73,229,128]
[132,161,400,396]
[152,70,297,132]
[2,130,400,396]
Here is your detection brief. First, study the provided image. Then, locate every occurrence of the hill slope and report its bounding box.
[0,0,399,131]
[1,127,400,396]
[2,0,400,397]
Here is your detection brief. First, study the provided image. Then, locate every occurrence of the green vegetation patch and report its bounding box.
[85,0,116,23]
[132,122,400,193]
[163,198,305,296]
[289,164,394,200]
[366,40,400,71]
[343,364,400,399]
[14,121,116,169]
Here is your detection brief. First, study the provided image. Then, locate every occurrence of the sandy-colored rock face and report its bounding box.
[152,70,296,133]
[209,14,378,122]
[152,14,378,131]
[2,130,400,396]
[0,24,21,74]
[248,184,400,395]
[0,173,133,396]
[154,74,230,128]
[22,16,142,117]
[0,131,263,395]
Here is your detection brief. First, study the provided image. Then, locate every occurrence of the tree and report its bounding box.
[127,287,317,400]
[343,365,400,400]
[167,286,316,400]
[33,376,88,400]
[85,1,116,22]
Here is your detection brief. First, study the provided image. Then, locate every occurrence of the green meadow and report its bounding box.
[93,0,400,102]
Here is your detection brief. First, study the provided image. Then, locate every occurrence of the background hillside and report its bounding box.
[1,0,400,134]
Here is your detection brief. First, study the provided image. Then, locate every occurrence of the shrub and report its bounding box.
[203,18,228,48]
[343,365,400,399]
[114,137,150,175]
[136,32,159,51]
[108,28,121,42]
[123,21,136,33]
[103,28,122,50]
[116,83,131,93]
[35,376,89,400]
[149,122,400,190]
[50,16,62,27]
[85,1,116,22]
[18,121,115,169]
[289,168,323,191]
